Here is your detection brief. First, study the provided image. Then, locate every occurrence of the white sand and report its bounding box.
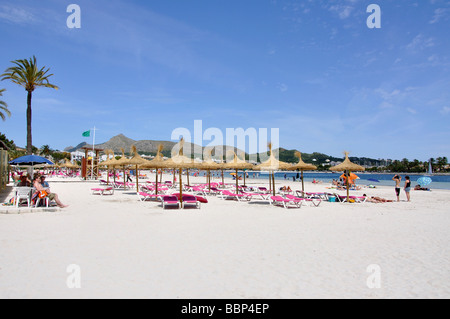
[0,172,449,299]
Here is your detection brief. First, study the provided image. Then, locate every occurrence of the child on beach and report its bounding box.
[392,175,401,202]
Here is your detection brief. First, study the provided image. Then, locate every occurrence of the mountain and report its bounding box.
[64,142,87,153]
[66,134,383,166]
[69,134,243,158]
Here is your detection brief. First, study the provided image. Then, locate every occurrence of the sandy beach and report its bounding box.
[0,172,449,299]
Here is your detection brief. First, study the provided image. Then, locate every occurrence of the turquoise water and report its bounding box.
[251,172,450,190]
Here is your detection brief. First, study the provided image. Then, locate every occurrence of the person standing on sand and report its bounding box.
[126,170,133,182]
[392,175,402,202]
[404,176,411,202]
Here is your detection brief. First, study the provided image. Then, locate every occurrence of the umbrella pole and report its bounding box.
[123,166,126,190]
[208,170,211,191]
[301,170,304,193]
[345,171,350,203]
[179,169,183,204]
[173,169,176,184]
[221,169,224,188]
[236,168,238,193]
[136,165,139,193]
[187,169,190,186]
[269,173,272,193]
[272,172,276,197]
[107,167,110,185]
[155,168,158,196]
[113,167,116,184]
[243,170,246,186]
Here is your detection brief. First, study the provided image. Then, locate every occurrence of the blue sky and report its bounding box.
[0,0,449,161]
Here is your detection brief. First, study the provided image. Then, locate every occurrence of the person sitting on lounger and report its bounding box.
[33,173,69,208]
[18,174,32,187]
[40,175,50,190]
[281,186,292,192]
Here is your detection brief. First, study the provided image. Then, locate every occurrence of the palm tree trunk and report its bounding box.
[26,90,33,155]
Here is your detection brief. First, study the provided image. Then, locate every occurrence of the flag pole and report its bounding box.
[91,126,97,179]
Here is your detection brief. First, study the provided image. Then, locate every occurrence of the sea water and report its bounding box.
[251,172,450,190]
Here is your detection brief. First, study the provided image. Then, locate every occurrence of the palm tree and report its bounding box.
[0,88,11,121]
[1,56,58,155]
[40,144,52,156]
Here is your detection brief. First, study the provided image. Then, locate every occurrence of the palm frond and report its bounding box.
[1,55,59,91]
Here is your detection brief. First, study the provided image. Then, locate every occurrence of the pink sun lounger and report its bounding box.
[91,187,114,196]
[270,196,302,209]
[161,195,180,209]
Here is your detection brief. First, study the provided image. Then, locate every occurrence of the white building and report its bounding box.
[71,150,97,162]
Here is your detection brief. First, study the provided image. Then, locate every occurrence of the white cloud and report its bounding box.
[407,34,435,51]
[441,106,450,115]
[277,83,288,92]
[0,4,35,25]
[407,108,417,115]
[430,8,450,24]
[328,5,354,19]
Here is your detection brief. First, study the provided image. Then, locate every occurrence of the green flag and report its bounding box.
[82,130,90,137]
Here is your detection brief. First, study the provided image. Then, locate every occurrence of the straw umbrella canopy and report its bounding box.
[114,148,131,189]
[139,144,166,195]
[160,138,197,204]
[101,149,114,184]
[222,151,253,194]
[62,159,78,169]
[329,151,365,202]
[200,149,224,191]
[254,143,292,196]
[61,159,79,176]
[288,151,317,192]
[102,149,122,185]
[125,145,152,192]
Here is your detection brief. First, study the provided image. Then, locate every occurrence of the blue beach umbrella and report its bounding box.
[417,176,432,186]
[9,155,54,166]
[10,155,54,176]
[9,155,53,166]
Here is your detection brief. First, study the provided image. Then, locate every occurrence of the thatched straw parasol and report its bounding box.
[329,151,365,202]
[254,143,292,196]
[114,148,131,189]
[140,144,166,195]
[62,159,79,169]
[125,145,151,192]
[223,151,253,194]
[161,138,197,204]
[200,148,223,191]
[288,151,317,192]
[101,149,114,185]
[102,149,122,185]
